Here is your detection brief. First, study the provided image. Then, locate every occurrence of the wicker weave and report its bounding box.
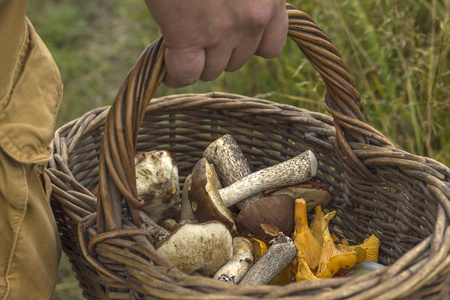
[47,4,450,299]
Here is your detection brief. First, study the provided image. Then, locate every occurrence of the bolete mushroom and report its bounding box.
[136,150,180,224]
[264,182,332,212]
[213,236,254,284]
[179,174,197,224]
[139,210,170,244]
[156,221,233,277]
[239,232,297,286]
[203,134,262,211]
[235,194,295,244]
[189,150,318,233]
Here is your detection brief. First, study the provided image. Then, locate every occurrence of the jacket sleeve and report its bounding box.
[0,0,63,163]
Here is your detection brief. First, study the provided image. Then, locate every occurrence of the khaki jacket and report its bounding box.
[0,0,63,299]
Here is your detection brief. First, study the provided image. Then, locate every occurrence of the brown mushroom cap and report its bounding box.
[235,195,295,244]
[264,182,332,212]
[189,158,237,234]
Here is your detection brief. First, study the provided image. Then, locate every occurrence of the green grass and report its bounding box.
[26,0,449,299]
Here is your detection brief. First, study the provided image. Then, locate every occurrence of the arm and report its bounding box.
[144,0,288,88]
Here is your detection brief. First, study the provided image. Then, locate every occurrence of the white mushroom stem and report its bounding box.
[239,233,297,286]
[213,236,254,284]
[220,150,317,208]
[179,174,196,222]
[203,135,262,211]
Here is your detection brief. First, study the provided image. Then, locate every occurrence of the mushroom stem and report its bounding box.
[213,236,254,284]
[239,233,297,286]
[179,174,196,222]
[203,134,262,211]
[139,211,170,244]
[219,150,317,207]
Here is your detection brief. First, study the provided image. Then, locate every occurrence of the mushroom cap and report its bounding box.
[359,234,380,263]
[189,158,237,234]
[295,257,319,281]
[136,150,180,224]
[156,221,233,276]
[250,238,268,263]
[264,182,332,212]
[316,251,358,278]
[235,195,295,244]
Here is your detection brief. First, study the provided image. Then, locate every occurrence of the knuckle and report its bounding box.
[247,6,272,29]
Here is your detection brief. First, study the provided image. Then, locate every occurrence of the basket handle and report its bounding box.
[96,3,392,232]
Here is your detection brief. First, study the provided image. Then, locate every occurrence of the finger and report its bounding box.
[225,35,261,72]
[255,2,288,58]
[200,46,233,82]
[163,47,205,88]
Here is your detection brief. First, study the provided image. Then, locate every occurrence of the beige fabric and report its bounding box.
[0,0,63,299]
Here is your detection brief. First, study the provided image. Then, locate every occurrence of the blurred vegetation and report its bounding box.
[26,0,449,299]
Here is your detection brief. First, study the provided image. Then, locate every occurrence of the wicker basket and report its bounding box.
[47,4,450,299]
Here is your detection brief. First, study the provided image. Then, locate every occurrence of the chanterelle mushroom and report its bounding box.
[293,198,322,270]
[189,150,318,233]
[336,234,380,263]
[316,211,358,278]
[156,221,233,277]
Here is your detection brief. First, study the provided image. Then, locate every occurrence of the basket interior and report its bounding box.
[54,93,440,270]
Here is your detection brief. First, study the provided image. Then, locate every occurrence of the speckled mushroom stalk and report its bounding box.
[189,150,318,234]
[218,150,318,207]
[203,134,262,211]
[213,236,254,284]
[239,233,297,286]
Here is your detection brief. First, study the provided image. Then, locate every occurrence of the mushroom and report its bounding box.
[358,234,380,263]
[309,205,325,245]
[179,174,197,224]
[235,194,295,244]
[295,257,319,281]
[139,210,171,244]
[156,221,233,277]
[269,261,296,285]
[336,234,380,263]
[136,150,180,224]
[189,150,318,233]
[239,232,297,286]
[250,238,267,263]
[160,218,179,232]
[203,134,262,211]
[213,236,254,284]
[292,198,322,270]
[316,211,359,278]
[264,182,332,212]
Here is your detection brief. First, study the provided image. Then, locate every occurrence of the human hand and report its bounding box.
[144,0,288,88]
